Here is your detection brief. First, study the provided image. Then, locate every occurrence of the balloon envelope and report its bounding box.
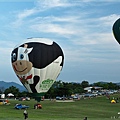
[11,38,64,100]
[113,18,120,44]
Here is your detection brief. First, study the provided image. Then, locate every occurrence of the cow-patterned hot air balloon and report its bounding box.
[11,38,64,102]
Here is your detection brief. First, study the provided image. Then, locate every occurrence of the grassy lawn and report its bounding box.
[0,94,120,120]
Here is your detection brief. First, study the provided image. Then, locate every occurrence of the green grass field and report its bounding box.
[0,94,120,120]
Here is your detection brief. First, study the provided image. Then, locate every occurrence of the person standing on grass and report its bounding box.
[83,117,87,120]
[23,109,28,120]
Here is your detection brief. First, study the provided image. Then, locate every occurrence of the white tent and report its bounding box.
[84,87,93,92]
[7,93,14,97]
[0,94,5,98]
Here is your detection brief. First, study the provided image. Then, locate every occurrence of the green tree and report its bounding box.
[81,80,89,88]
[4,86,19,97]
[18,91,29,97]
[93,82,103,87]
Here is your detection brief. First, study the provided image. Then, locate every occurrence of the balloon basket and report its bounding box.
[30,93,45,102]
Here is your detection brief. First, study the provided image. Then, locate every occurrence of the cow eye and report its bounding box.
[20,54,24,59]
[12,53,16,61]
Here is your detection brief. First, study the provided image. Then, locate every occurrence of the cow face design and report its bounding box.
[11,44,33,75]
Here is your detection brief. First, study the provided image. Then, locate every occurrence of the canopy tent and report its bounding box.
[7,93,14,97]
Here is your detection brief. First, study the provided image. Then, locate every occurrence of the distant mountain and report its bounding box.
[94,81,120,86]
[0,80,120,92]
[116,82,120,86]
[0,81,26,91]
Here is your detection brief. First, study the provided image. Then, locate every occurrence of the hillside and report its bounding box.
[98,81,120,86]
[0,81,26,91]
[0,80,120,92]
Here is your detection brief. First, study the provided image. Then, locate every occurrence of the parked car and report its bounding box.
[56,96,62,100]
[26,97,30,101]
[14,104,29,109]
[73,96,79,99]
[19,97,30,101]
[19,97,26,101]
[68,96,73,100]
[84,93,96,97]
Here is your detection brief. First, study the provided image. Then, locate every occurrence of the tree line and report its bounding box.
[0,80,120,98]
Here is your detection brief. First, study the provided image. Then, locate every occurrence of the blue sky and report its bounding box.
[0,0,120,85]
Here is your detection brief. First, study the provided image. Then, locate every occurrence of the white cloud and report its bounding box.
[17,9,36,20]
[98,14,120,27]
[8,1,120,65]
[1,0,120,83]
[30,23,76,36]
[36,0,72,9]
[16,11,119,48]
[0,41,16,65]
[11,0,82,27]
[66,14,120,45]
[76,0,120,2]
[64,44,120,64]
[12,8,37,27]
[12,0,72,27]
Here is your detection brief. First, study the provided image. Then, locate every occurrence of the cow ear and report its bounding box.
[27,47,33,54]
[24,44,28,48]
[24,44,33,54]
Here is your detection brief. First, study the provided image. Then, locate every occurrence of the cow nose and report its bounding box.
[20,62,22,65]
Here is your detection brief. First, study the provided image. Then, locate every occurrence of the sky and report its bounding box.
[0,0,120,85]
